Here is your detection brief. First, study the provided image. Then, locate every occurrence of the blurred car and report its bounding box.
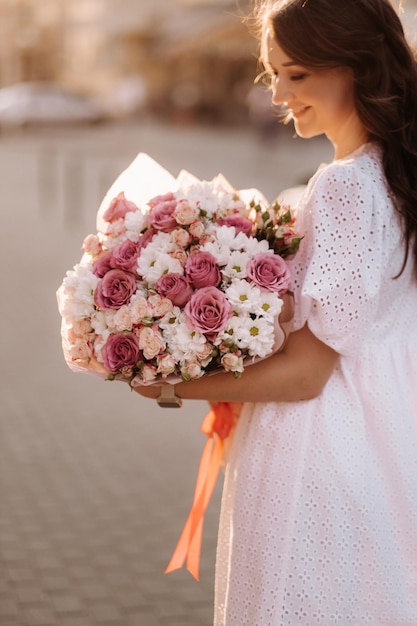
[0,81,106,129]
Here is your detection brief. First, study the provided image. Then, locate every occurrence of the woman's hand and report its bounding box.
[133,324,339,405]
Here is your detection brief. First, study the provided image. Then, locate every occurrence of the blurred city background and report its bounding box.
[0,1,416,626]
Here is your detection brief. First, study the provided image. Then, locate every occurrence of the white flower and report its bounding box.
[222,251,250,281]
[137,248,183,284]
[124,211,147,241]
[60,265,98,320]
[244,237,270,257]
[167,320,208,362]
[178,181,219,217]
[224,280,262,314]
[235,316,275,358]
[90,309,115,336]
[253,291,283,320]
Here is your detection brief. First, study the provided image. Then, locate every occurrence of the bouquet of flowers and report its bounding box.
[57,154,301,387]
[57,153,303,579]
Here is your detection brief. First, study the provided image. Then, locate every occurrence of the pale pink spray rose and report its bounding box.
[82,233,102,256]
[189,220,205,239]
[93,250,113,278]
[174,199,199,225]
[170,248,188,267]
[94,269,137,310]
[185,286,233,337]
[102,332,141,372]
[157,353,177,376]
[103,192,137,223]
[247,252,291,294]
[147,294,174,317]
[148,193,178,232]
[155,273,194,307]
[110,239,140,271]
[139,364,158,384]
[171,228,191,247]
[218,214,253,237]
[185,251,221,289]
[138,326,166,360]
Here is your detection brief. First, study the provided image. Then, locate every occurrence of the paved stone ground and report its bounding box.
[0,118,331,626]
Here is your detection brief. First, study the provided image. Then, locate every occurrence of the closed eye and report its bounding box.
[290,74,308,81]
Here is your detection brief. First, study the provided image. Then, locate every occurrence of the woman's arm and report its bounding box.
[134,324,339,404]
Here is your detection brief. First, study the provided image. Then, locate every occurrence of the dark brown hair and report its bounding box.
[253,0,417,274]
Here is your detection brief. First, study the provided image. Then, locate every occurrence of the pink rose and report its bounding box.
[102,332,140,372]
[247,252,291,294]
[137,227,156,252]
[92,251,113,278]
[155,273,194,307]
[94,269,137,310]
[185,286,233,337]
[103,192,137,223]
[110,239,140,271]
[148,195,178,232]
[218,214,253,236]
[185,251,221,289]
[148,192,176,208]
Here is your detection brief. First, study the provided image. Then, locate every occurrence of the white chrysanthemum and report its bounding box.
[177,181,219,217]
[60,265,98,320]
[158,308,185,344]
[217,194,247,217]
[229,315,275,358]
[222,250,250,281]
[124,211,147,242]
[90,309,115,335]
[168,322,208,362]
[224,279,262,314]
[244,237,271,257]
[200,225,246,266]
[253,291,283,320]
[137,247,183,284]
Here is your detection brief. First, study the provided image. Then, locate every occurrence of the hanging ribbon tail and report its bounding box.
[165,403,238,580]
[165,432,224,580]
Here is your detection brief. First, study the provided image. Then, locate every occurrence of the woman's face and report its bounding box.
[262,29,367,157]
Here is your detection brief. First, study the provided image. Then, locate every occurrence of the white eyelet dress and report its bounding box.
[214,144,417,626]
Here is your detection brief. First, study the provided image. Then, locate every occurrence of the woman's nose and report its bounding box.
[271,78,292,106]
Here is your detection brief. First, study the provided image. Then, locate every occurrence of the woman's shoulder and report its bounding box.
[309,142,384,191]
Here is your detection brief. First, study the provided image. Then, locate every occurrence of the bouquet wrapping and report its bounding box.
[57,153,302,579]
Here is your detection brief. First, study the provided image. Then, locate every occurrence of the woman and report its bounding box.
[137,0,417,623]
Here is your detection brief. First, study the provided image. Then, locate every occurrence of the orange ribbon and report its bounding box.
[165,402,242,580]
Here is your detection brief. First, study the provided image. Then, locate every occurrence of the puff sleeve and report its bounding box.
[292,155,401,357]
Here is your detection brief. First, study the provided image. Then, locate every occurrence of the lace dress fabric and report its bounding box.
[214,144,417,625]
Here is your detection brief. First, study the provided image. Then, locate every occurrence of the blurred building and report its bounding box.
[0,0,414,124]
[0,0,259,124]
